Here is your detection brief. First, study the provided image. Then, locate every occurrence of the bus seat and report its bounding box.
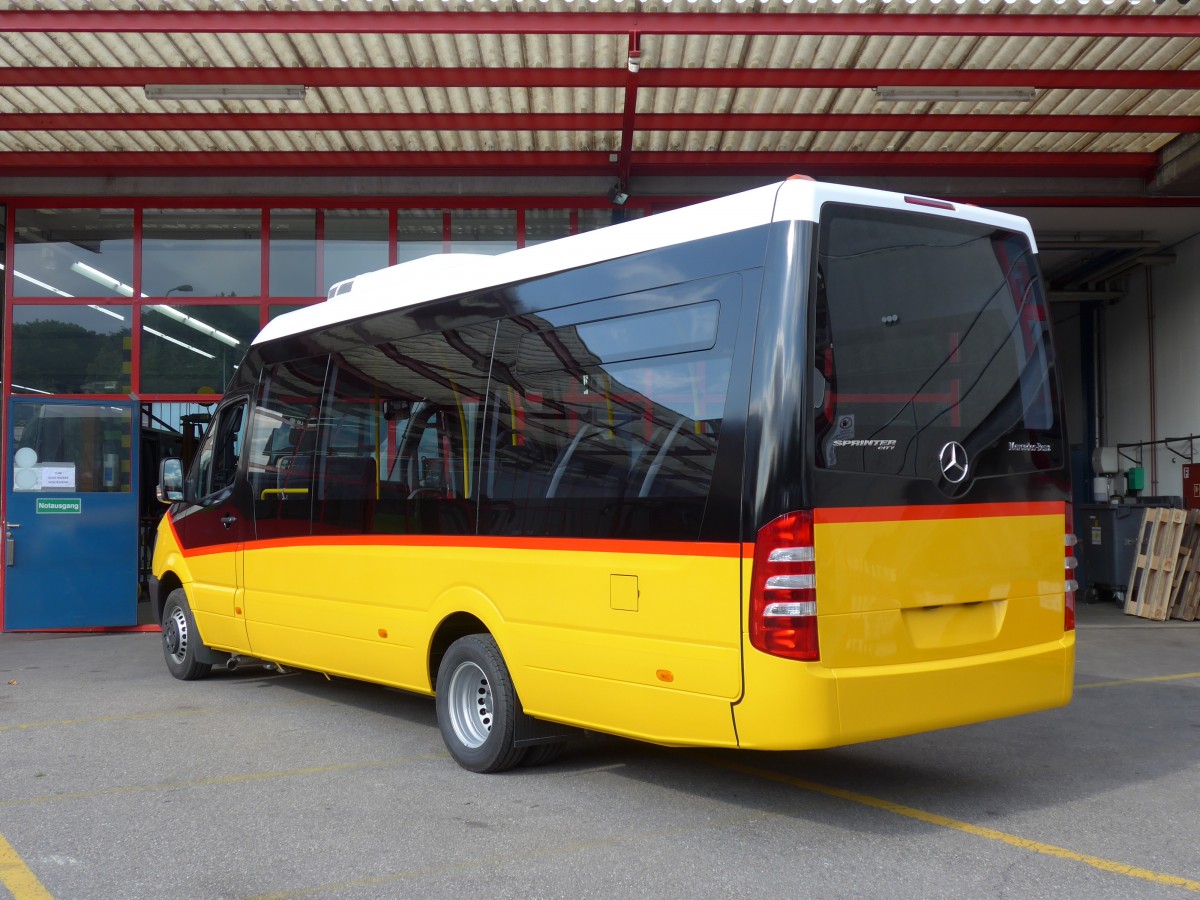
[318,456,377,533]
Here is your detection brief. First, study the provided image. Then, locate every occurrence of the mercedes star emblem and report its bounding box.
[939,441,970,484]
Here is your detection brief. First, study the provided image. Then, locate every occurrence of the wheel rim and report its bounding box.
[446,660,493,749]
[164,605,189,664]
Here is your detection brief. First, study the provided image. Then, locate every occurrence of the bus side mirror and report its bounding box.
[157,457,186,504]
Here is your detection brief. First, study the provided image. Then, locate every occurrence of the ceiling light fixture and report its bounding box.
[873,86,1037,102]
[0,262,72,298]
[145,304,241,348]
[69,261,240,347]
[144,84,308,101]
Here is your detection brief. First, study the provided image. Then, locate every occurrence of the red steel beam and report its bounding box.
[8,193,1194,210]
[0,66,608,89]
[628,151,1161,179]
[617,33,641,188]
[0,11,1197,38]
[5,111,1197,133]
[1,67,1198,91]
[650,68,1200,91]
[0,151,614,177]
[0,150,1160,180]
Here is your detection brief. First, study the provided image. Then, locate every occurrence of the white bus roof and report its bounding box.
[254,178,1036,347]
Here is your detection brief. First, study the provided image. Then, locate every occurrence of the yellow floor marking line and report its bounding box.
[0,833,53,900]
[0,755,445,810]
[708,758,1200,893]
[0,698,331,733]
[1077,672,1200,690]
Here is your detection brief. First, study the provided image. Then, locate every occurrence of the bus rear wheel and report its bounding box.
[435,634,526,773]
[161,589,212,681]
[520,741,567,767]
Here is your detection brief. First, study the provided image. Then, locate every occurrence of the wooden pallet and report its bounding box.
[1172,509,1200,621]
[1124,507,1188,620]
[1166,513,1195,619]
[1173,563,1200,621]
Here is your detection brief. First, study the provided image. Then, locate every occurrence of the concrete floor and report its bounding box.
[0,598,1196,899]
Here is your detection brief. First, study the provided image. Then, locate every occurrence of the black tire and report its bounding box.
[161,588,212,681]
[435,634,527,773]
[520,741,567,768]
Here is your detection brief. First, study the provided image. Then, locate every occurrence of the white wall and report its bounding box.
[1051,305,1085,454]
[1102,231,1200,499]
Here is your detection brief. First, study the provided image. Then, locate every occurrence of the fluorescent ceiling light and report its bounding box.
[4,261,211,362]
[70,261,134,297]
[2,263,125,322]
[69,260,240,348]
[873,86,1037,102]
[144,326,215,359]
[144,84,308,101]
[88,305,126,322]
[146,305,240,348]
[1,262,73,298]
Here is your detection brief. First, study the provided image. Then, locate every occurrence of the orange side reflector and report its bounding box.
[656,670,674,683]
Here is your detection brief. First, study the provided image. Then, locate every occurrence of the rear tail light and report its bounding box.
[904,195,956,211]
[750,511,819,661]
[1064,503,1078,631]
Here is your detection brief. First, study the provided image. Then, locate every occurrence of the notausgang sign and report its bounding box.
[35,498,82,515]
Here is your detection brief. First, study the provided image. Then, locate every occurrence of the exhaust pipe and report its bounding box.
[226,655,275,672]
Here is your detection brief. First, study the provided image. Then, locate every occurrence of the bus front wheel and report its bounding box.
[161,589,212,682]
[435,634,526,773]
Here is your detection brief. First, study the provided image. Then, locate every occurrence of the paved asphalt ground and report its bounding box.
[1,600,1197,900]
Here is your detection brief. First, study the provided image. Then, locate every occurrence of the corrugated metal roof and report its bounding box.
[0,1,1197,190]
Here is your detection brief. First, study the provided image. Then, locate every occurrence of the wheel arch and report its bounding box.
[150,516,193,627]
[428,611,491,693]
[152,569,185,626]
[425,585,511,691]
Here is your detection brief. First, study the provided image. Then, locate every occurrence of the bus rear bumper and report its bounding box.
[733,632,1075,750]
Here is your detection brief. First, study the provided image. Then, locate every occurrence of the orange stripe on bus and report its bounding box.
[246,534,743,558]
[173,502,1063,560]
[815,500,1065,525]
[167,512,241,558]
[182,541,242,558]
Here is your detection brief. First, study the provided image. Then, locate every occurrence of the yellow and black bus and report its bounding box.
[151,177,1076,772]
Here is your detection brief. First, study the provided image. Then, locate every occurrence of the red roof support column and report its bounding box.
[618,32,641,192]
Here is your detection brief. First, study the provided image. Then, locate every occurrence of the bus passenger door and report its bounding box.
[169,399,251,652]
[239,356,326,666]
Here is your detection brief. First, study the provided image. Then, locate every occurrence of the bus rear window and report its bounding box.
[813,203,1063,481]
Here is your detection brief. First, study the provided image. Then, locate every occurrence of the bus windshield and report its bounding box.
[812,202,1063,484]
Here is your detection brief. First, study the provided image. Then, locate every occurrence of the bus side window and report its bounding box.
[194,401,247,500]
[313,357,384,536]
[481,291,734,540]
[248,355,328,539]
[323,325,492,536]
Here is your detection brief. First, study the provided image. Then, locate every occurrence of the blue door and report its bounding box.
[4,400,139,629]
